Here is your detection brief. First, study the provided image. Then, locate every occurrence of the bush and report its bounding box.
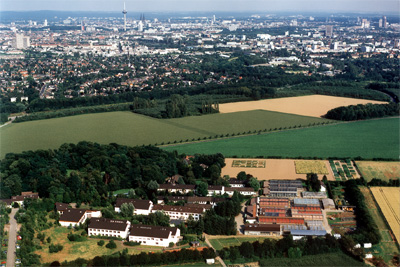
[106,240,117,249]
[169,242,174,248]
[67,233,85,242]
[97,240,105,246]
[49,244,63,253]
[123,241,140,246]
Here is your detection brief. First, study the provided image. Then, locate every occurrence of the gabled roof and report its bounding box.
[152,205,203,214]
[89,218,129,231]
[158,184,196,190]
[59,208,86,223]
[115,198,152,210]
[129,224,178,239]
[55,202,70,212]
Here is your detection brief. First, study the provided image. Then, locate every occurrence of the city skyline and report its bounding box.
[1,0,399,14]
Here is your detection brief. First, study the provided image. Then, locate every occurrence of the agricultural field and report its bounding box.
[0,110,328,158]
[218,95,387,118]
[35,226,164,264]
[360,187,399,265]
[208,236,280,251]
[222,158,335,181]
[164,118,400,160]
[370,187,400,246]
[294,160,330,174]
[329,160,360,181]
[355,161,400,182]
[231,159,266,168]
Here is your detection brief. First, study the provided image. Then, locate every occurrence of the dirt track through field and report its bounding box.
[219,95,387,117]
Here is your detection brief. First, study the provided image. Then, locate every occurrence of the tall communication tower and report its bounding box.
[122,2,127,31]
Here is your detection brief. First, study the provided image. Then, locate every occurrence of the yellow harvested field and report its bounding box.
[295,160,330,174]
[222,158,335,181]
[218,95,387,117]
[370,187,400,245]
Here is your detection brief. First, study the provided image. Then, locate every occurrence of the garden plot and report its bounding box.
[222,158,335,181]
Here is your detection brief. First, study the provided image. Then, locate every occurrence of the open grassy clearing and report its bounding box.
[222,158,335,181]
[163,118,400,159]
[295,160,330,174]
[218,95,387,117]
[0,110,328,158]
[35,226,163,264]
[360,187,399,265]
[208,236,280,251]
[355,161,400,181]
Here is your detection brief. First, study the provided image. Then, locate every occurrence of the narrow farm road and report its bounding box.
[204,234,227,267]
[6,208,18,267]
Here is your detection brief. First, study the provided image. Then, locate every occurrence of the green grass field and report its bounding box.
[163,118,400,159]
[0,110,327,158]
[208,236,279,250]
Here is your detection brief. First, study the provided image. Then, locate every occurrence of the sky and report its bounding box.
[1,0,399,14]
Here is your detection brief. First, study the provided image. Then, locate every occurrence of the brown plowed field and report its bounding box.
[222,158,335,181]
[218,95,387,117]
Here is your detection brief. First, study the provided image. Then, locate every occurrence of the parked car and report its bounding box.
[16,236,21,241]
[16,245,20,249]
[15,259,21,264]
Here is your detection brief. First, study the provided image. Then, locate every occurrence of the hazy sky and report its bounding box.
[1,0,399,13]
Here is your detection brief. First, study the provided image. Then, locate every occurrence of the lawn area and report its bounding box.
[0,110,328,158]
[163,118,400,159]
[359,187,399,265]
[258,252,367,266]
[112,189,131,196]
[208,236,280,251]
[355,161,400,181]
[35,226,163,264]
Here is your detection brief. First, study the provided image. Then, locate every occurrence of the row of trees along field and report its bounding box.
[325,103,399,121]
[218,233,366,264]
[59,247,216,266]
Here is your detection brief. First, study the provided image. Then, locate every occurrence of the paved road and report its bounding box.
[6,208,18,267]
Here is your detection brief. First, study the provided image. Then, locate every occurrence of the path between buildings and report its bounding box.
[204,234,227,267]
[6,208,19,267]
[235,204,245,235]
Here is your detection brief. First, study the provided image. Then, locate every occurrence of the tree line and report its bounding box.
[324,103,399,121]
[58,247,216,266]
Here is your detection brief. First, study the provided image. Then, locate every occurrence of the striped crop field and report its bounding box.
[370,187,400,245]
[0,110,328,158]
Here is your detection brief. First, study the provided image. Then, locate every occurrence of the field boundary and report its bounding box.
[369,187,400,248]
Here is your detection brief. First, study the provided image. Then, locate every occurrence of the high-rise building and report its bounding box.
[138,21,143,32]
[122,2,127,31]
[81,21,85,31]
[325,25,333,37]
[44,19,48,27]
[12,33,30,49]
[379,19,383,28]
[383,16,387,28]
[361,19,370,29]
